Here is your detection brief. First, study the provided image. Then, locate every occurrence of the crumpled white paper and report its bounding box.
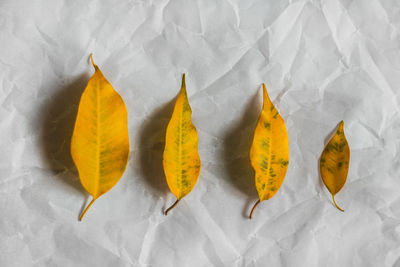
[1,0,400,266]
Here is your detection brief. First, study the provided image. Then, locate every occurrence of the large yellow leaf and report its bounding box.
[320,121,350,212]
[163,74,201,215]
[71,55,130,221]
[249,84,289,219]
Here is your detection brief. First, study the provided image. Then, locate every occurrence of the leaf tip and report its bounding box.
[338,120,345,130]
[181,73,186,89]
[261,83,268,95]
[90,53,98,70]
[261,83,272,107]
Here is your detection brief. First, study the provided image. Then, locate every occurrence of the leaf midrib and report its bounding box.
[177,95,184,197]
[263,111,273,199]
[95,83,100,197]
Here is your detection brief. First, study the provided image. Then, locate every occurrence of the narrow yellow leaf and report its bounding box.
[163,74,201,215]
[249,84,289,219]
[71,55,130,221]
[320,121,350,212]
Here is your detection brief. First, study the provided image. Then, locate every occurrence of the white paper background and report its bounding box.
[1,0,400,266]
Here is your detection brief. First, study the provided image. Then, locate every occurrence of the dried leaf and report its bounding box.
[163,74,201,215]
[249,84,289,219]
[71,55,130,221]
[320,121,350,212]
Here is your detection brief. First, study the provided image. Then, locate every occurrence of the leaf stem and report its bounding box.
[249,199,261,219]
[332,195,344,212]
[165,199,180,215]
[79,198,96,221]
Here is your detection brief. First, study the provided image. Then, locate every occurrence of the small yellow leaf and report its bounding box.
[249,84,289,219]
[320,121,350,212]
[71,55,130,221]
[163,74,201,215]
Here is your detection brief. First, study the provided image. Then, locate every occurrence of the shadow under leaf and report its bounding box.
[136,99,175,199]
[40,73,90,195]
[222,91,261,217]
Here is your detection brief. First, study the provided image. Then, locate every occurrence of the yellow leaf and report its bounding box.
[71,55,130,221]
[249,84,289,219]
[320,121,350,212]
[163,74,201,215]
